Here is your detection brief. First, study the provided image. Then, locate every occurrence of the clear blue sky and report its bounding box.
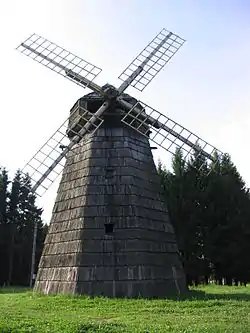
[0,0,249,222]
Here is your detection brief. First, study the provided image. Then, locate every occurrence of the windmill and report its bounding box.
[17,29,222,297]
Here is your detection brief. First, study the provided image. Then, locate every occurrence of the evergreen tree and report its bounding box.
[0,167,46,286]
[12,174,44,285]
[0,168,10,285]
[158,148,250,285]
[185,146,211,284]
[205,153,250,285]
[7,170,22,285]
[158,149,203,285]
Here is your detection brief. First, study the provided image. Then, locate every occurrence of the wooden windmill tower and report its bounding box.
[17,29,221,297]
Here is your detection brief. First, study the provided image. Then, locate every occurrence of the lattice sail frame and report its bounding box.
[118,29,185,91]
[16,28,225,196]
[16,33,102,89]
[21,103,103,196]
[121,101,223,170]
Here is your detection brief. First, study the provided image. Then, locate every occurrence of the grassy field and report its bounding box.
[0,284,249,333]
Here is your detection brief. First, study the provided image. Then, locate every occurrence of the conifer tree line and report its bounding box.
[158,148,250,286]
[0,168,47,286]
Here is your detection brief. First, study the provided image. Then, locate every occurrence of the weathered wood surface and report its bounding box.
[35,96,186,297]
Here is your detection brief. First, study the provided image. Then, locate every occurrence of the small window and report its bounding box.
[104,223,114,234]
[105,167,114,178]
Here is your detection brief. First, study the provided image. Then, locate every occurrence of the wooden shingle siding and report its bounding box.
[35,93,186,297]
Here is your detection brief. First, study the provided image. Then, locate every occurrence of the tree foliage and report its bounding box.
[158,149,250,286]
[0,168,47,286]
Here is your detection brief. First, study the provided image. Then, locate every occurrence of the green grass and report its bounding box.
[0,284,249,332]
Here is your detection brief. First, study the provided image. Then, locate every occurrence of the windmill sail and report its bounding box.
[118,29,185,92]
[119,99,222,168]
[17,33,102,89]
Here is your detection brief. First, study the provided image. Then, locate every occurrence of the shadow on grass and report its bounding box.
[0,286,30,294]
[0,323,127,333]
[170,289,250,302]
[0,286,249,302]
[76,322,126,333]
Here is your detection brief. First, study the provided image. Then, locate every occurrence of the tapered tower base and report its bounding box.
[35,93,186,297]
